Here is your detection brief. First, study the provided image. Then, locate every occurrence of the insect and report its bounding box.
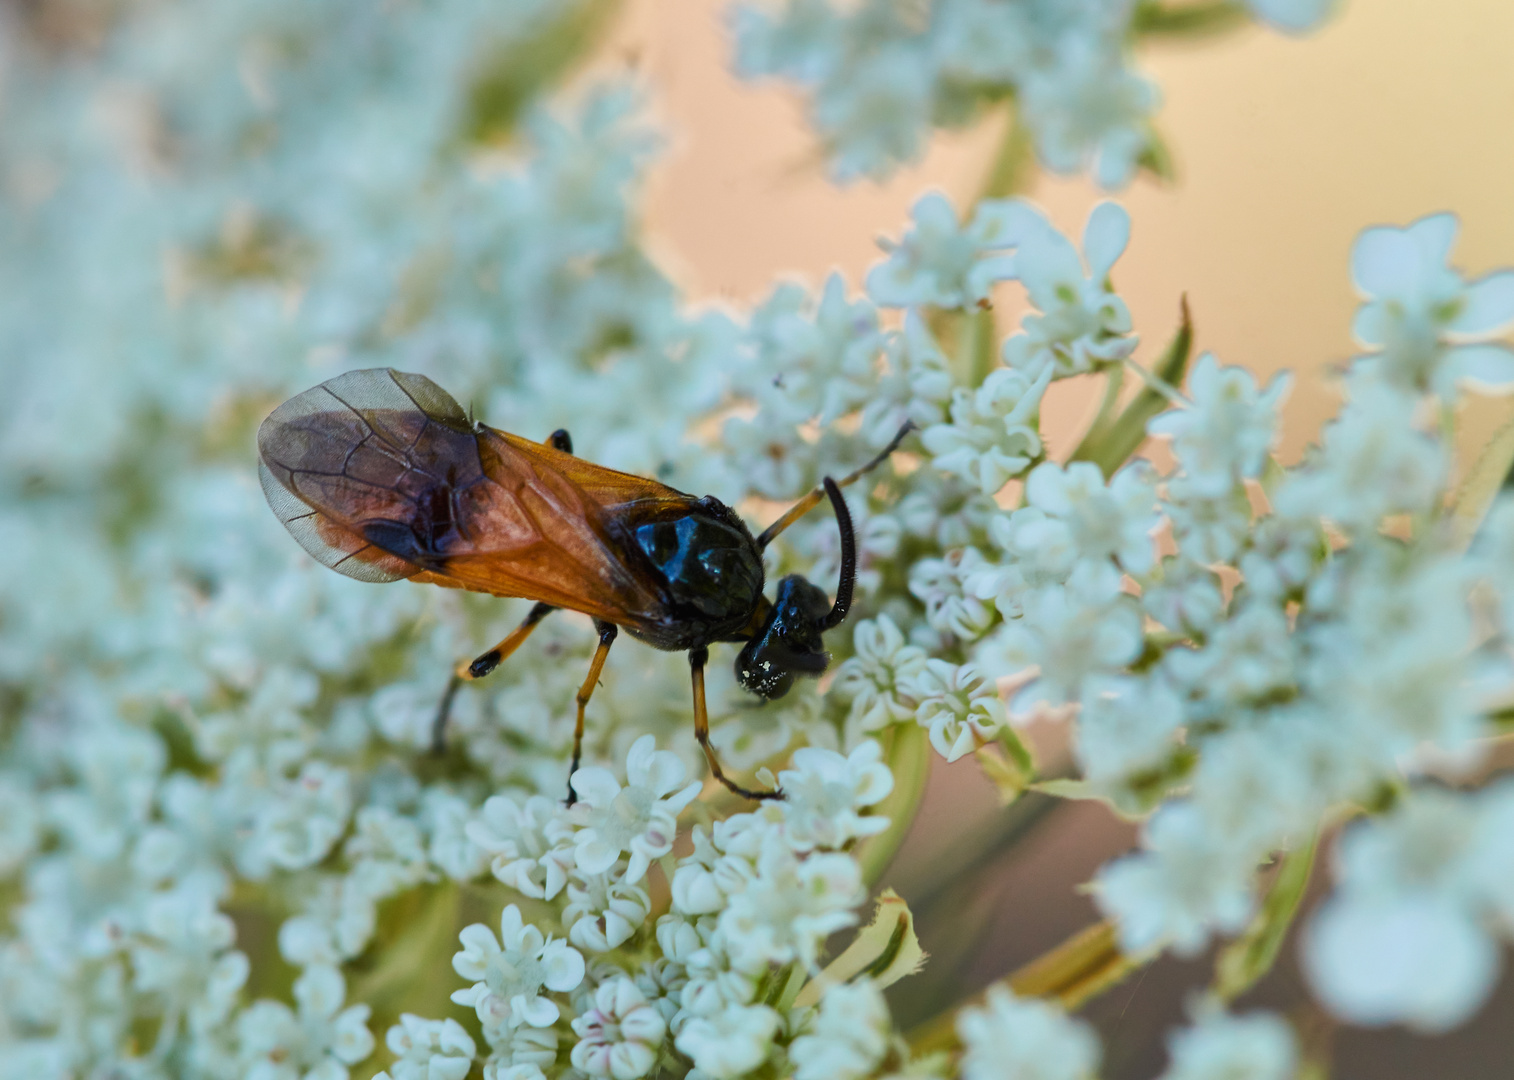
[257,368,911,801]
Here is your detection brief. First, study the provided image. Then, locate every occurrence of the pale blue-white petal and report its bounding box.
[971,199,1049,247]
[1450,271,1514,335]
[569,767,620,809]
[573,837,621,876]
[1305,894,1498,1032]
[911,191,958,233]
[623,734,658,788]
[1408,212,1460,269]
[1246,0,1333,32]
[541,942,587,991]
[1094,137,1141,190]
[1351,302,1388,347]
[514,994,562,1028]
[1352,226,1420,297]
[1082,202,1131,281]
[1445,344,1514,392]
[1016,225,1084,310]
[965,253,1018,302]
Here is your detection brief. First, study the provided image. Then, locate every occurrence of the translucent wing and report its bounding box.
[257,368,471,583]
[256,368,696,626]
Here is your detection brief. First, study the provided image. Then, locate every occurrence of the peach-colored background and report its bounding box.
[584,5,1514,1074]
[599,0,1514,466]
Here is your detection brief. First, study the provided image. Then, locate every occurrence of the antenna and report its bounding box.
[818,477,854,631]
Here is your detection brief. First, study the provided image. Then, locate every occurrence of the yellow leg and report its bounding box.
[566,621,617,805]
[755,420,915,549]
[431,602,554,754]
[459,601,556,681]
[689,646,784,801]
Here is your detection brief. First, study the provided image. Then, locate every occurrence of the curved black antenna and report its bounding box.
[757,420,916,551]
[818,476,854,631]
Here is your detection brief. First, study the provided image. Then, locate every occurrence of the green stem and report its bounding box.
[1213,834,1320,1002]
[1067,364,1128,465]
[1131,0,1250,38]
[857,723,932,887]
[978,99,1035,202]
[962,305,998,387]
[1073,297,1194,477]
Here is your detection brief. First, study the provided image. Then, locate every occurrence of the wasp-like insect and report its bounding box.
[258,368,911,801]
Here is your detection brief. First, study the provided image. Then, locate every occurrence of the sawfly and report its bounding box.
[257,368,910,801]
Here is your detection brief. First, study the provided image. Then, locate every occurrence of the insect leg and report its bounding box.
[566,620,618,805]
[689,645,784,801]
[546,429,573,454]
[755,420,916,550]
[431,601,555,754]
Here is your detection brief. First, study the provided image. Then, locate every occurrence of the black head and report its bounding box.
[735,478,855,700]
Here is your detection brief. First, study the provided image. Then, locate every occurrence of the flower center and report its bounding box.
[594,787,654,850]
[486,950,545,1001]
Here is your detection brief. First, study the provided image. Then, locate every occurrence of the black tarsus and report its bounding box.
[818,477,854,632]
[431,676,462,756]
[468,650,503,680]
[432,600,556,754]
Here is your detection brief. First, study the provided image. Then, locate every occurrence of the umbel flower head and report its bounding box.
[568,735,701,884]
[9,0,1514,1074]
[569,976,668,1080]
[452,905,587,1032]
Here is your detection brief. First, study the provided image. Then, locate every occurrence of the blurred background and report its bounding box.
[593,1,1514,1076]
[6,0,1514,1074]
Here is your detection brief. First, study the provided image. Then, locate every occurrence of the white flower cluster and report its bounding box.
[724,188,1514,1054]
[1305,780,1514,1032]
[4,0,1512,1076]
[1050,214,1514,985]
[731,0,1333,184]
[372,738,896,1080]
[0,1,743,1075]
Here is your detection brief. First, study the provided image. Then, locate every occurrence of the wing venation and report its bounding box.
[257,368,704,628]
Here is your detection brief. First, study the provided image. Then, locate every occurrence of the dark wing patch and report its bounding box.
[257,368,488,583]
[256,368,699,629]
[257,458,416,582]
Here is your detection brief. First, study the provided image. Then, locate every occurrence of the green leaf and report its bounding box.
[793,889,926,1008]
[1076,297,1193,476]
[1213,833,1319,1002]
[1028,777,1147,821]
[1030,748,1194,820]
[1068,364,1128,465]
[997,723,1035,777]
[1131,0,1250,37]
[1448,409,1514,549]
